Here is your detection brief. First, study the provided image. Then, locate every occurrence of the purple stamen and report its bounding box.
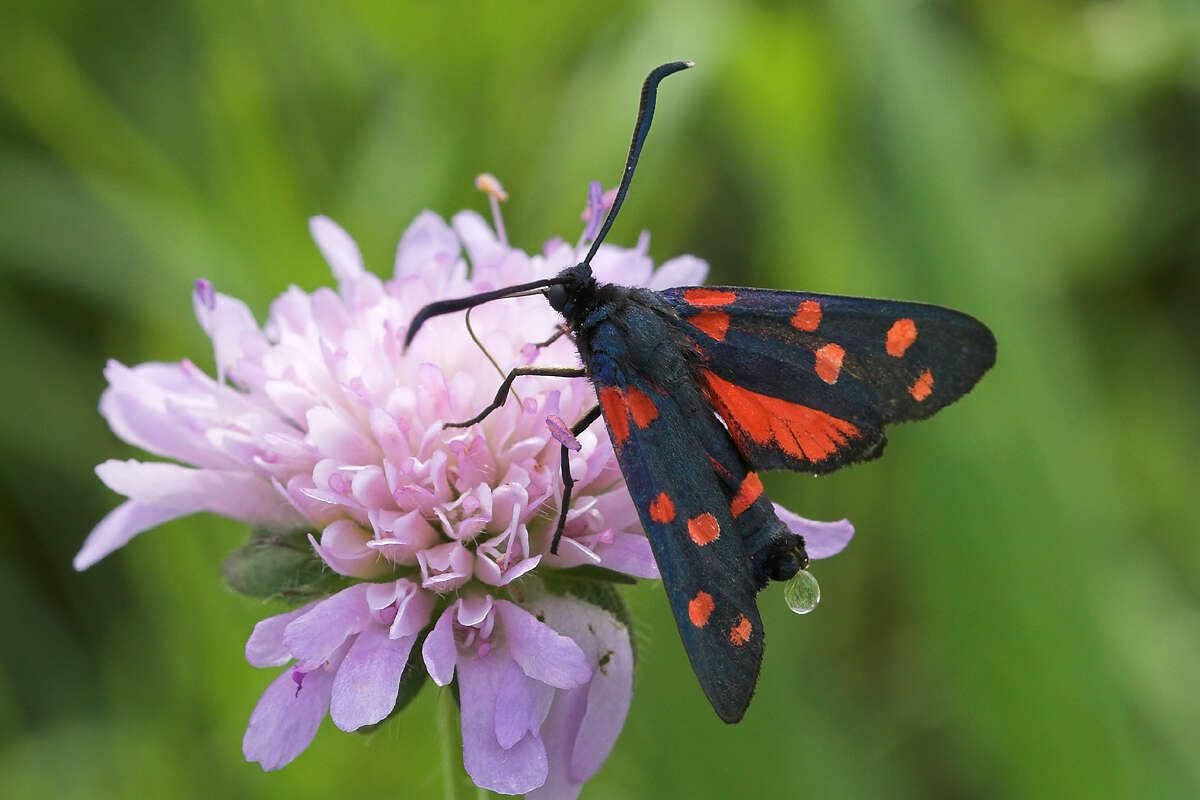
[581,181,605,242]
[546,414,581,451]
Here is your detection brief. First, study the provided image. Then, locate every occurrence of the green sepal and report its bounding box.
[544,564,638,585]
[222,527,350,604]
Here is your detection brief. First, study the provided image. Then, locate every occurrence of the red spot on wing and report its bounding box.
[814,343,845,384]
[688,310,730,341]
[599,387,629,445]
[729,614,752,646]
[625,386,659,429]
[688,513,721,546]
[730,473,763,518]
[683,288,737,307]
[910,369,934,402]
[886,318,918,357]
[689,591,715,627]
[791,300,822,332]
[649,492,676,523]
[702,371,860,464]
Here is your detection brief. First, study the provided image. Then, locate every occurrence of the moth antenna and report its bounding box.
[405,279,561,350]
[464,306,522,405]
[582,60,694,267]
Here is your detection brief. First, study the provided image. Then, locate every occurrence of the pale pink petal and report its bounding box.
[394,210,460,280]
[309,216,364,285]
[389,583,435,639]
[456,593,494,627]
[314,520,387,578]
[495,601,591,690]
[458,644,548,795]
[243,664,335,771]
[194,289,267,384]
[494,659,555,749]
[245,603,316,667]
[773,505,855,560]
[588,235,652,288]
[531,591,633,784]
[422,605,458,686]
[647,255,709,289]
[283,584,372,670]
[330,625,416,731]
[417,541,473,592]
[99,360,235,469]
[592,532,660,579]
[95,459,303,530]
[74,500,182,571]
[451,210,505,274]
[525,684,588,800]
[305,406,378,464]
[366,508,440,565]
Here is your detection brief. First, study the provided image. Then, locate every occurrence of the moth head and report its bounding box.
[547,263,595,317]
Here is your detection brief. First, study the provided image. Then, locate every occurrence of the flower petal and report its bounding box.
[74,500,182,571]
[283,583,372,670]
[389,582,435,639]
[243,664,334,771]
[422,605,458,686]
[309,216,364,285]
[193,288,267,385]
[245,603,315,667]
[495,601,591,689]
[458,644,549,794]
[772,504,855,560]
[394,210,461,280]
[330,625,416,731]
[592,532,660,579]
[494,659,555,749]
[99,360,238,470]
[647,254,709,289]
[95,459,303,531]
[451,210,505,273]
[314,520,387,578]
[532,590,633,783]
[525,685,588,800]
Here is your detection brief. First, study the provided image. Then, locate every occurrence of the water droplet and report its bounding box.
[784,570,820,615]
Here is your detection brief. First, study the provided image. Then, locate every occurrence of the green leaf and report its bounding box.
[221,528,349,603]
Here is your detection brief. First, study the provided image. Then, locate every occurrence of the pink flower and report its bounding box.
[78,180,853,796]
[242,579,433,768]
[421,582,632,796]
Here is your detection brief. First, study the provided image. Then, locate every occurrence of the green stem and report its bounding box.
[438,689,474,800]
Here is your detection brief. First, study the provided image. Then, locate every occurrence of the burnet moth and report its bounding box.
[406,62,997,723]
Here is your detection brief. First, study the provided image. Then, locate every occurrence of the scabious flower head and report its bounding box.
[79,179,853,797]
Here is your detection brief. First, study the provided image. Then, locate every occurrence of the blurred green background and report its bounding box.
[3,0,1199,797]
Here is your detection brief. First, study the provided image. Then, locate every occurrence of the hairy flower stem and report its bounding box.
[438,690,473,800]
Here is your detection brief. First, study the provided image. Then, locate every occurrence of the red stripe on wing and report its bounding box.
[702,370,860,464]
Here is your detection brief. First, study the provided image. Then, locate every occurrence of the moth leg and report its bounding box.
[446,366,585,428]
[550,404,603,555]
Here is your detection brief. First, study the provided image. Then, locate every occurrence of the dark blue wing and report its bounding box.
[583,302,792,723]
[658,287,996,473]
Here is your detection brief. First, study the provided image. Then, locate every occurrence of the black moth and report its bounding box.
[406,62,996,722]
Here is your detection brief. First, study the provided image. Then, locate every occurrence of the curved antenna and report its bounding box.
[582,60,694,267]
[404,279,561,350]
[464,305,522,404]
